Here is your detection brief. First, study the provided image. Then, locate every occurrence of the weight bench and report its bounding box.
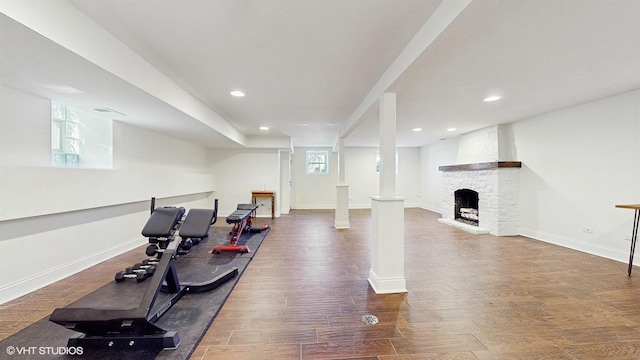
[212,204,266,254]
[143,207,218,258]
[49,199,237,350]
[142,206,185,258]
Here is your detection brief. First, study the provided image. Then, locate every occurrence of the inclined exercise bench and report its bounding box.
[144,206,217,258]
[212,204,267,254]
[49,200,238,350]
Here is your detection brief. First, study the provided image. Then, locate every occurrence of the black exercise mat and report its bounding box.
[0,225,270,360]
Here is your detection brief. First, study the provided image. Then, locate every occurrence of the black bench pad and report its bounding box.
[180,209,215,238]
[226,204,258,224]
[237,204,259,211]
[141,207,185,238]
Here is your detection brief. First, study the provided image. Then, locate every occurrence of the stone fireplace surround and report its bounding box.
[436,125,522,236]
[438,161,521,236]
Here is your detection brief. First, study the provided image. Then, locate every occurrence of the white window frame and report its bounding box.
[305,150,329,175]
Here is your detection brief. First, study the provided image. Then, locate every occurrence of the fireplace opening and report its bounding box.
[455,189,479,226]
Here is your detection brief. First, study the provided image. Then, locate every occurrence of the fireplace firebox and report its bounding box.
[455,189,479,226]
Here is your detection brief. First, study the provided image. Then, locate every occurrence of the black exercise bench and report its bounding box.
[212,203,268,254]
[49,199,237,350]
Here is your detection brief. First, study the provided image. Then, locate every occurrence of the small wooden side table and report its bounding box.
[252,190,275,219]
[616,204,640,276]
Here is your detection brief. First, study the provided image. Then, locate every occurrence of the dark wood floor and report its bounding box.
[2,208,640,359]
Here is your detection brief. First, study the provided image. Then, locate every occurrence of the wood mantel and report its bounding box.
[439,161,522,172]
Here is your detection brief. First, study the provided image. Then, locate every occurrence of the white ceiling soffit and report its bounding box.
[0,0,253,148]
[0,14,247,149]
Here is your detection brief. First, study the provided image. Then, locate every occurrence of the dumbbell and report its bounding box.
[131,263,156,274]
[146,239,171,257]
[141,258,159,266]
[115,265,155,283]
[180,239,193,251]
[115,270,147,282]
[146,244,161,257]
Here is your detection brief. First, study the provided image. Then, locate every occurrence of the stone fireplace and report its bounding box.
[437,125,521,236]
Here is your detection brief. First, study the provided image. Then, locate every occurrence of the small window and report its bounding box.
[306,150,329,174]
[51,101,113,168]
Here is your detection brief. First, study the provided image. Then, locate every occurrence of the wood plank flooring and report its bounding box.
[2,208,640,359]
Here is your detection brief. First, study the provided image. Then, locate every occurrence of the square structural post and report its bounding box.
[369,196,407,294]
[334,185,350,229]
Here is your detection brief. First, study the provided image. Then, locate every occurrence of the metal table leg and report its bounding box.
[628,209,639,276]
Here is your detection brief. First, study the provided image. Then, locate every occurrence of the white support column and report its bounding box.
[338,138,346,185]
[335,138,350,229]
[379,94,396,198]
[368,93,406,294]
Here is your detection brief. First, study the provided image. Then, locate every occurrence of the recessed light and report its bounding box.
[93,107,127,116]
[412,128,422,132]
[447,128,456,132]
[483,95,501,102]
[230,90,245,97]
[259,126,269,131]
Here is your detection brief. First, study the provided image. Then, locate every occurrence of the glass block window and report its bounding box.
[51,101,113,168]
[306,150,329,175]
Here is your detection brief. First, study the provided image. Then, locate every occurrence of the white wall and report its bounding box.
[114,121,209,172]
[0,85,215,304]
[290,147,421,209]
[513,90,640,262]
[208,148,281,217]
[0,85,51,167]
[420,90,640,264]
[291,147,339,209]
[418,138,459,212]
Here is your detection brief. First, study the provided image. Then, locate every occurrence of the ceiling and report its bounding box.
[1,0,639,149]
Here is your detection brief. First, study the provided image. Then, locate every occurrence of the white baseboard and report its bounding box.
[368,268,407,294]
[0,237,146,305]
[334,220,351,229]
[419,204,442,214]
[519,227,632,264]
[290,204,335,210]
[291,202,423,210]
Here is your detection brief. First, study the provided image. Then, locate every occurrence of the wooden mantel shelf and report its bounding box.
[439,161,522,172]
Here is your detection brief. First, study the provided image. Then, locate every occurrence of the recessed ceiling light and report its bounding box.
[259,126,269,131]
[412,128,422,132]
[93,107,127,116]
[483,95,501,102]
[230,90,245,97]
[447,128,456,132]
